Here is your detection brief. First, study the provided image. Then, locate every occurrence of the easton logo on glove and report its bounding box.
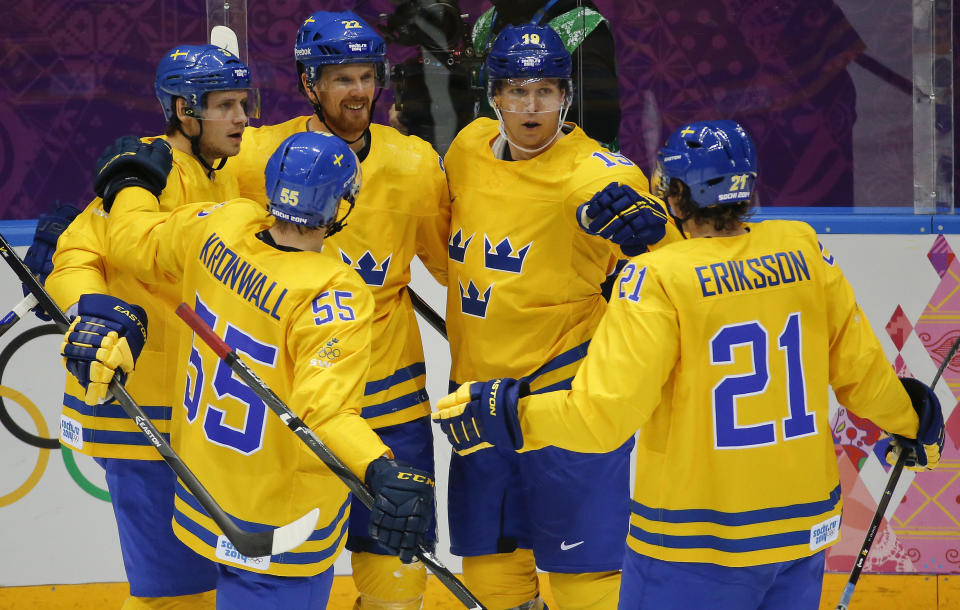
[113,305,147,340]
[488,378,501,416]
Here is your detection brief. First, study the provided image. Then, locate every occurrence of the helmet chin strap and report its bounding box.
[493,104,570,156]
[178,121,227,179]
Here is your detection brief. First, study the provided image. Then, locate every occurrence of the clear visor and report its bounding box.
[488,77,572,113]
[193,88,261,121]
[651,164,669,199]
[310,63,389,93]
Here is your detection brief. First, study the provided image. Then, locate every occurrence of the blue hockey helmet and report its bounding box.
[155,44,259,122]
[485,24,573,111]
[264,132,361,232]
[654,120,757,207]
[486,24,571,80]
[295,11,388,91]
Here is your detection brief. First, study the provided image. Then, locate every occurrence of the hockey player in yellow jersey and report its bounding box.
[435,120,946,610]
[220,11,449,609]
[61,131,436,609]
[46,44,258,610]
[440,23,680,610]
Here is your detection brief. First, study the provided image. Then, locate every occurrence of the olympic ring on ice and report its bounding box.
[61,447,110,502]
[0,384,50,507]
[0,323,110,502]
[0,324,62,449]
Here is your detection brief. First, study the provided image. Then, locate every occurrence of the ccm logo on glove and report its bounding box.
[397,472,434,485]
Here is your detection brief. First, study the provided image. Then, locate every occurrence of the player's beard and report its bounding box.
[198,137,240,163]
[322,97,371,141]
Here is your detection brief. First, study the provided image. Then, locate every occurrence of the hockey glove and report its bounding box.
[577,183,669,256]
[886,377,944,471]
[432,378,528,456]
[61,294,148,406]
[22,204,81,321]
[365,457,435,563]
[93,136,172,212]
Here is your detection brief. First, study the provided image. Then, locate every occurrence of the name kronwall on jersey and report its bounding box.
[696,249,811,298]
[199,232,288,319]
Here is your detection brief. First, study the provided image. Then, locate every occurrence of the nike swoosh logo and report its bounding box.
[560,540,584,551]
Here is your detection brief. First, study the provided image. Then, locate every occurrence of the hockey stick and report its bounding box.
[835,333,960,610]
[407,286,447,339]
[0,231,318,559]
[176,302,486,610]
[0,293,38,339]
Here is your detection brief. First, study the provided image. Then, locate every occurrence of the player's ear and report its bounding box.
[301,71,320,95]
[490,85,503,110]
[174,97,191,122]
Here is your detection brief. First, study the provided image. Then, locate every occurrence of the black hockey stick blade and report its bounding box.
[176,302,486,609]
[836,332,960,610]
[407,286,447,339]
[0,292,38,339]
[0,231,317,558]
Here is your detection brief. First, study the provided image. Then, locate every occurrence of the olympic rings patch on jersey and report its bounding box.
[310,338,342,368]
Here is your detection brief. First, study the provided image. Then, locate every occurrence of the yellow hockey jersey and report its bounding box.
[226,118,450,428]
[444,117,680,389]
[517,220,919,566]
[104,190,389,576]
[48,136,240,459]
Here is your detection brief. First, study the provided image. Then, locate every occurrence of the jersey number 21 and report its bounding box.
[710,312,816,449]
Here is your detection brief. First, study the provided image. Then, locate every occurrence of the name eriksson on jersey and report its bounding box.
[199,232,287,319]
[696,249,810,298]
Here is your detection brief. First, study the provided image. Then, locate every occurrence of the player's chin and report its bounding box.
[514,127,551,148]
[339,113,370,134]
[209,140,242,159]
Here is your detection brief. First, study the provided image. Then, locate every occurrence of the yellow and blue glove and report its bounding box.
[61,294,148,405]
[886,376,944,471]
[577,183,669,256]
[365,457,435,563]
[432,378,528,456]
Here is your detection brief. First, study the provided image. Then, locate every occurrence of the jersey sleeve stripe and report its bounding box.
[527,375,575,394]
[364,362,427,395]
[360,388,429,419]
[523,340,591,382]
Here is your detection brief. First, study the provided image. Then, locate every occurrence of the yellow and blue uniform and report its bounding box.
[443,118,680,579]
[47,137,233,600]
[225,118,449,558]
[51,137,237,458]
[514,220,918,606]
[103,191,389,580]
